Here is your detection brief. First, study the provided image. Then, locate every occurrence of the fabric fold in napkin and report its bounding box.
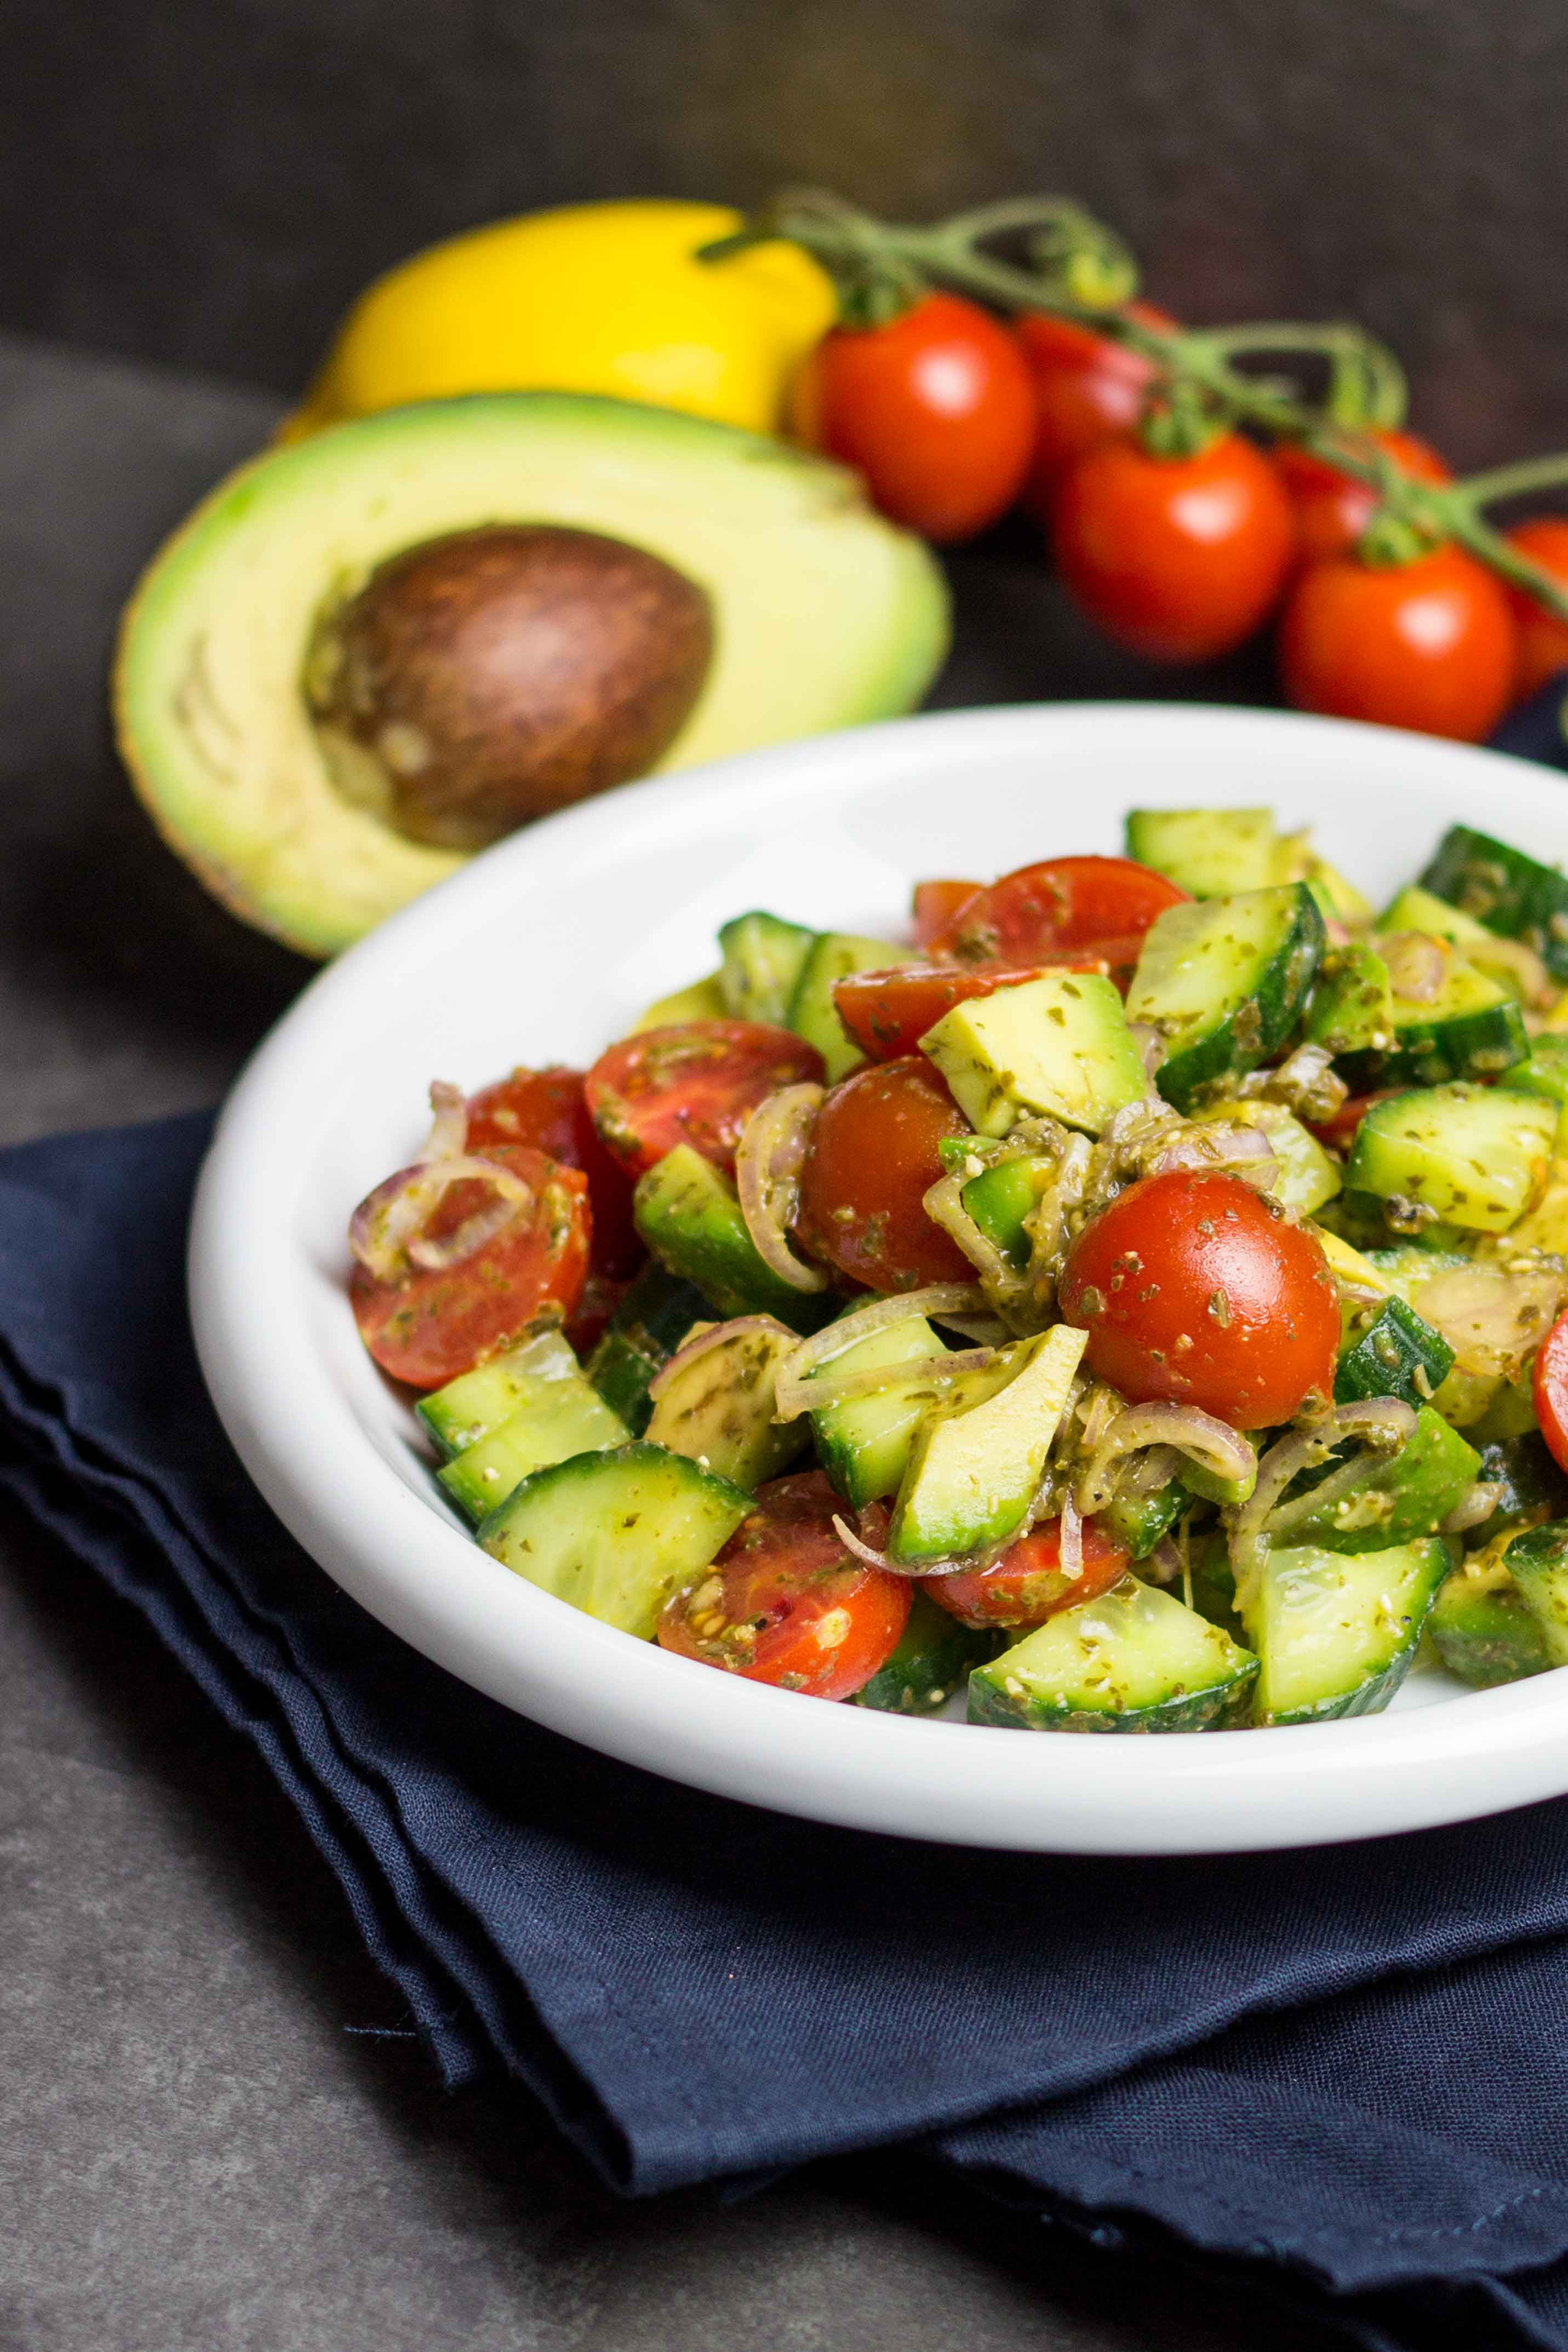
[8,1063,1568,2344]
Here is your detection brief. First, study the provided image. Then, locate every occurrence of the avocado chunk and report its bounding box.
[889,1324,1087,1565]
[643,1317,809,1489]
[115,393,949,955]
[920,971,1147,1137]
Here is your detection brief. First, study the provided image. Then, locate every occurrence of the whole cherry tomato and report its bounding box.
[658,1470,909,1699]
[925,854,1187,966]
[795,1055,971,1292]
[350,1144,591,1389]
[1503,518,1568,702]
[466,1065,642,1277]
[789,291,1038,542]
[1050,431,1297,663]
[1058,1170,1340,1430]
[1533,1311,1568,1475]
[911,878,982,950]
[1274,430,1451,566]
[927,1517,1129,1629]
[1015,300,1180,508]
[833,959,1112,1062]
[585,1021,824,1178]
[1277,544,1518,742]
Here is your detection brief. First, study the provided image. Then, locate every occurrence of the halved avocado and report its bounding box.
[113,392,950,957]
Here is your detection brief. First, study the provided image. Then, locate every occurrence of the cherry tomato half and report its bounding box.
[1304,1090,1400,1153]
[795,1055,972,1293]
[1277,543,1518,743]
[585,1021,825,1178]
[1015,300,1181,507]
[1274,430,1451,566]
[833,959,1113,1062]
[1050,431,1297,663]
[657,1470,910,1699]
[1533,1311,1568,1475]
[928,1517,1130,1629]
[351,1144,591,1389]
[789,291,1038,542]
[911,878,982,950]
[926,854,1187,968]
[1503,518,1568,703]
[466,1065,642,1277]
[1058,1170,1340,1430]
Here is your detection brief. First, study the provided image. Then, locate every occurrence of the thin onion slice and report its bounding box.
[348,1154,533,1283]
[772,1283,986,1401]
[1441,1480,1506,1535]
[646,1314,796,1403]
[1381,931,1447,1004]
[1058,1490,1084,1583]
[735,1084,828,1294]
[1075,1401,1255,1517]
[775,1343,995,1424]
[419,1079,471,1164]
[1151,1122,1278,1191]
[831,1513,978,1581]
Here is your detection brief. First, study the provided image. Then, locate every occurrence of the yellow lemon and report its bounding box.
[282,199,837,441]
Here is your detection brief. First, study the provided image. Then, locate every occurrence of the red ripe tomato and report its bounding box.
[1503,518,1568,702]
[927,1517,1129,1629]
[833,959,1112,1062]
[789,291,1038,542]
[585,1021,825,1178]
[350,1144,591,1389]
[1274,430,1451,566]
[466,1065,642,1277]
[657,1470,909,1699]
[1015,300,1180,508]
[911,878,982,950]
[1051,431,1297,663]
[1533,1311,1568,1474]
[1305,1090,1400,1152]
[1277,545,1518,743]
[926,854,1187,967]
[564,1269,632,1359]
[795,1055,971,1292]
[1058,1170,1339,1430]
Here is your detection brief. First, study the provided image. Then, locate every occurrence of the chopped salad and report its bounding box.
[347,808,1568,1731]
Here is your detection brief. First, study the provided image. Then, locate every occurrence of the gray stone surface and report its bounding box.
[0,330,1336,2350]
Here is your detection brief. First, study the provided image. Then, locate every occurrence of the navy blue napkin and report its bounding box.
[7,686,1568,2349]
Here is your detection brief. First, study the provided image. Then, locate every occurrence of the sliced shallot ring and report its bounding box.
[348,1154,533,1283]
[1058,1490,1084,1583]
[735,1084,828,1294]
[776,1345,996,1423]
[646,1314,796,1403]
[1151,1123,1278,1191]
[1075,1401,1255,1517]
[831,1513,981,1581]
[1381,930,1447,1004]
[419,1078,471,1164]
[772,1283,986,1396]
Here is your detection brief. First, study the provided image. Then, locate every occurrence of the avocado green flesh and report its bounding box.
[115,392,950,957]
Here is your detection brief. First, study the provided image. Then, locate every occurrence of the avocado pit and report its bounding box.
[304,523,714,849]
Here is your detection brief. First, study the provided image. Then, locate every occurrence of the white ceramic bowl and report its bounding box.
[190,702,1568,1855]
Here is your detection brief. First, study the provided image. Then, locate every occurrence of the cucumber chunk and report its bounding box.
[417,1329,582,1461]
[439,1377,629,1523]
[969,1578,1258,1732]
[1510,1037,1568,1148]
[1304,941,1397,1057]
[787,931,900,1082]
[1124,806,1292,897]
[920,971,1148,1138]
[1342,939,1529,1088]
[586,1260,717,1434]
[1469,1432,1568,1544]
[809,1311,947,1508]
[1334,1296,1454,1409]
[717,911,815,1026]
[627,973,728,1032]
[633,1144,838,1332]
[1418,825,1568,980]
[1269,1405,1480,1553]
[478,1442,751,1639]
[1381,885,1538,1003]
[1098,1478,1189,1561]
[1502,1519,1568,1664]
[960,1155,1054,1270]
[889,1324,1088,1564]
[855,1589,996,1715]
[1126,884,1325,1112]
[1428,1556,1549,1686]
[1344,1085,1557,1232]
[643,1317,809,1489]
[1189,1100,1341,1215]
[1242,1536,1454,1724]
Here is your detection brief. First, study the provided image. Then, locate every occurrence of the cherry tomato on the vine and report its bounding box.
[1533,1312,1568,1476]
[795,1055,971,1293]
[789,291,1038,542]
[1274,430,1451,566]
[351,1144,591,1389]
[466,1065,642,1277]
[1502,518,1568,703]
[927,1517,1129,1629]
[585,1021,825,1178]
[1277,543,1518,742]
[1050,430,1297,663]
[1058,1170,1340,1430]
[925,854,1187,967]
[657,1470,909,1699]
[1015,300,1180,508]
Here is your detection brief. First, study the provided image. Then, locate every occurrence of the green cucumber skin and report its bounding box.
[1470,1434,1568,1545]
[717,911,815,1026]
[438,1382,628,1522]
[966,1576,1258,1732]
[1261,1644,1423,1726]
[809,1314,946,1510]
[967,1673,1253,1734]
[1279,1406,1480,1554]
[1344,1085,1558,1232]
[855,1592,996,1714]
[1516,1034,1568,1110]
[1337,997,1529,1091]
[1420,825,1568,980]
[1503,1519,1568,1663]
[1305,942,1394,1057]
[1132,884,1326,1112]
[1245,1536,1455,1725]
[1099,1480,1189,1561]
[1334,1296,1455,1409]
[1428,1572,1549,1686]
[585,1262,717,1434]
[786,931,899,1083]
[633,1145,838,1334]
